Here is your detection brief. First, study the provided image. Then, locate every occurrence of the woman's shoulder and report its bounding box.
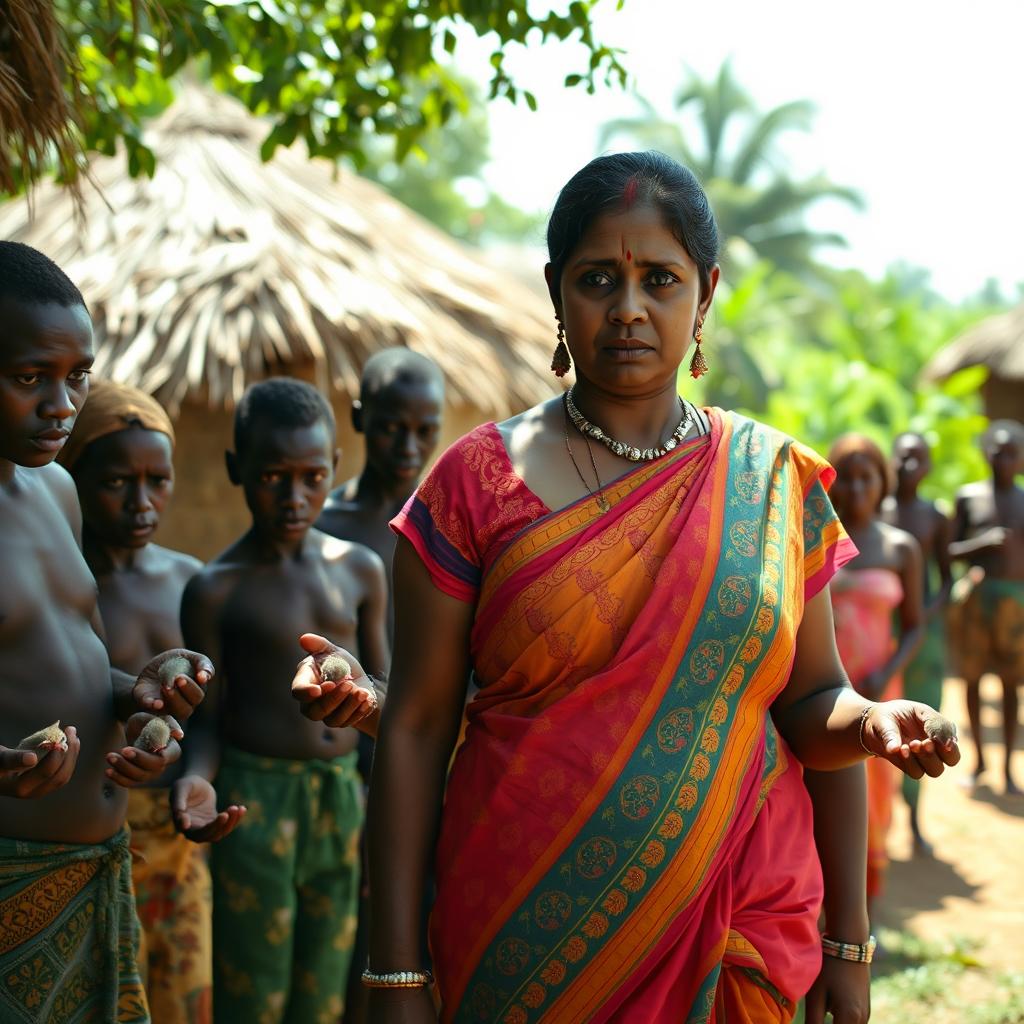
[715,410,829,468]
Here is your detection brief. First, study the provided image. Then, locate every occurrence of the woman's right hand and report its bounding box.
[368,986,437,1023]
[290,633,378,728]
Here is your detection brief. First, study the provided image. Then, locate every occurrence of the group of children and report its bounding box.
[825,423,1024,910]
[2,238,1021,1024]
[1,240,445,1023]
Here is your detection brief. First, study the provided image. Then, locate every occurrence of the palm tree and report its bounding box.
[600,63,862,279]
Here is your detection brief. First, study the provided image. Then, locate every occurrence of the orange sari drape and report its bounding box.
[393,410,855,1023]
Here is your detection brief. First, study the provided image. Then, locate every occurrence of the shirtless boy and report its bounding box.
[317,347,444,636]
[316,349,443,1021]
[60,378,245,1023]
[882,432,953,850]
[180,377,389,1023]
[949,419,1024,793]
[0,242,211,1023]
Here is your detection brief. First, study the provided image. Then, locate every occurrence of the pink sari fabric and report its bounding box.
[831,567,904,898]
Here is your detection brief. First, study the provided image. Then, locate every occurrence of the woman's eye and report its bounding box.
[583,271,614,287]
[67,370,91,384]
[104,478,126,489]
[648,271,676,287]
[261,473,282,484]
[14,374,39,386]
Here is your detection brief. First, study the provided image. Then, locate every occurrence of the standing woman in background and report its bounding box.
[825,434,925,911]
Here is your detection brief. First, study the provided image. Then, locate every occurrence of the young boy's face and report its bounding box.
[73,427,174,549]
[360,378,443,487]
[0,298,94,467]
[234,418,337,541]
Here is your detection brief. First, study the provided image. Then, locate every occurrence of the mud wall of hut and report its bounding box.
[159,395,489,561]
[982,377,1024,422]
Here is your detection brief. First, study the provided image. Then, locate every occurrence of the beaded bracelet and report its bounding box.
[857,705,876,756]
[361,968,433,989]
[822,934,877,964]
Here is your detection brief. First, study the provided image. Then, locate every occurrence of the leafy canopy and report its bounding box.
[8,0,627,190]
[601,61,862,280]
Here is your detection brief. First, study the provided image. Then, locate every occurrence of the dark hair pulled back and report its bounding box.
[546,151,719,308]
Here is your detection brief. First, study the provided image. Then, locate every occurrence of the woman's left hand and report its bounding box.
[862,700,961,778]
[804,957,870,1024]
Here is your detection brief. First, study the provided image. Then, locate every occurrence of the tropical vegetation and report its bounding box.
[0,0,625,194]
[601,61,862,281]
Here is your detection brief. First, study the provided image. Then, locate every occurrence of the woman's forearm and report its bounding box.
[366,715,457,971]
[804,766,870,941]
[775,684,872,771]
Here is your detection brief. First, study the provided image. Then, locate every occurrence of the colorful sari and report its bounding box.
[393,409,855,1023]
[830,569,903,900]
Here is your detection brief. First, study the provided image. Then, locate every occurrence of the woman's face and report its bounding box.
[831,451,885,525]
[550,203,718,397]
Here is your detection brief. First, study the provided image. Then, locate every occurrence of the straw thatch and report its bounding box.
[0,84,558,416]
[924,304,1024,382]
[0,0,84,197]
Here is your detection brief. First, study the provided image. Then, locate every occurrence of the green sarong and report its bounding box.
[0,827,149,1023]
[211,745,362,1024]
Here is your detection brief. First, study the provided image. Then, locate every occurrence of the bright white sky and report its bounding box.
[451,0,1024,302]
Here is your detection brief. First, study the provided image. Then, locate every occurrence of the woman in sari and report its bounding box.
[291,153,958,1023]
[823,434,925,910]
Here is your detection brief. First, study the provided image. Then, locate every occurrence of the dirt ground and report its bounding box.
[878,674,1023,973]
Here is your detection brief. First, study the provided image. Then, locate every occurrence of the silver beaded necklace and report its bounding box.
[564,386,695,462]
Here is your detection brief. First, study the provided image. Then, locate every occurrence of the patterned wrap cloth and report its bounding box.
[830,568,904,899]
[391,409,856,1024]
[211,745,363,1024]
[127,787,212,1024]
[948,576,1024,683]
[0,827,149,1023]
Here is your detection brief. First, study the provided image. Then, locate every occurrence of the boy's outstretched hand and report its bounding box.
[133,649,215,722]
[291,633,382,737]
[0,727,81,798]
[105,713,182,787]
[861,700,961,778]
[171,775,247,842]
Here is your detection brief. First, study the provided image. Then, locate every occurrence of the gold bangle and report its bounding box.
[857,705,876,757]
[361,968,433,989]
[822,934,876,963]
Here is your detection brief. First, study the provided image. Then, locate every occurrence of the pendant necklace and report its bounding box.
[565,386,694,461]
[563,398,611,513]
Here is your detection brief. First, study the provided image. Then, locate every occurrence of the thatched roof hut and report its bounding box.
[0,86,561,556]
[924,305,1024,421]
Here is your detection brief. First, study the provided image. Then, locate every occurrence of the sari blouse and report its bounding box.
[391,409,855,1024]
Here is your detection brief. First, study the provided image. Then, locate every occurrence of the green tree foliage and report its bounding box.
[7,0,626,192]
[600,62,862,280]
[684,263,999,501]
[357,78,544,243]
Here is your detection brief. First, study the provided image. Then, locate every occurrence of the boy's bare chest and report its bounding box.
[99,577,184,674]
[966,490,1024,531]
[221,564,360,643]
[0,496,97,636]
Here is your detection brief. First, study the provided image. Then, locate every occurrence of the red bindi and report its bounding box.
[626,250,632,262]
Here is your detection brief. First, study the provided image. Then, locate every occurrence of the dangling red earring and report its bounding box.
[551,317,571,378]
[689,319,708,379]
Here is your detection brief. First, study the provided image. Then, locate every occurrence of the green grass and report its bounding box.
[793,930,1024,1024]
